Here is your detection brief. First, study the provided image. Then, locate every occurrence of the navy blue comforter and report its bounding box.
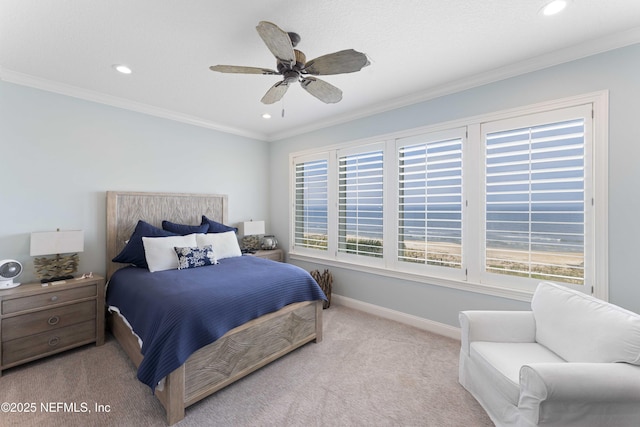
[106,256,326,391]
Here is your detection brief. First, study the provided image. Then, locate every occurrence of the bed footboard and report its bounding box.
[109,300,323,425]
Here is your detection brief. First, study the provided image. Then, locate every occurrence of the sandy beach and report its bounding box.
[402,239,583,266]
[304,234,583,282]
[400,239,583,283]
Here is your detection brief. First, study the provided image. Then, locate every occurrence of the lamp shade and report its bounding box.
[238,221,265,237]
[30,230,84,256]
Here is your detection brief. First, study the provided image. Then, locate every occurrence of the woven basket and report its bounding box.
[310,269,332,309]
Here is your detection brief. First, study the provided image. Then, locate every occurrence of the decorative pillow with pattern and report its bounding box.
[174,245,218,270]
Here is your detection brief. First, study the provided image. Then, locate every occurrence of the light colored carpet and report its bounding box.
[0,305,492,426]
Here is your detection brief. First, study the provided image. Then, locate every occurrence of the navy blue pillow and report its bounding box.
[112,220,177,268]
[201,215,238,233]
[162,220,209,235]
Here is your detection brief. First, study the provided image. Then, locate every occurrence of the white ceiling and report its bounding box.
[2,1,640,141]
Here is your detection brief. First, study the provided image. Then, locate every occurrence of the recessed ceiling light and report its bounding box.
[541,0,567,16]
[262,113,271,119]
[113,64,132,74]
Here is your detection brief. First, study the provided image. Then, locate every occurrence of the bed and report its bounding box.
[105,191,325,425]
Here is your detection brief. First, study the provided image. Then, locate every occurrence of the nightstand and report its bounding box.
[249,249,284,262]
[0,274,105,376]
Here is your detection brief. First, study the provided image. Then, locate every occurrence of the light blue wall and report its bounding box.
[3,43,639,327]
[270,43,640,325]
[0,81,269,283]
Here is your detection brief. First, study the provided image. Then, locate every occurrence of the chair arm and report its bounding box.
[520,362,640,403]
[459,310,536,355]
[519,363,640,426]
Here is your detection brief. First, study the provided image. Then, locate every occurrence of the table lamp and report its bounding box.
[238,220,265,252]
[30,229,84,283]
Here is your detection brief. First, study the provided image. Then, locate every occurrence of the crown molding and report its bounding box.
[266,26,640,141]
[2,26,639,143]
[0,68,266,141]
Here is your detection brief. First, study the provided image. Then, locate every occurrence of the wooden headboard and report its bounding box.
[105,191,228,280]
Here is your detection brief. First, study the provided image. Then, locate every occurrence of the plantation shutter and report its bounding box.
[294,159,328,251]
[338,148,384,257]
[484,118,586,284]
[397,134,463,268]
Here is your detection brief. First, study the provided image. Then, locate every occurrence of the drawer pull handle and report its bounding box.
[50,295,58,302]
[47,316,60,326]
[48,336,60,347]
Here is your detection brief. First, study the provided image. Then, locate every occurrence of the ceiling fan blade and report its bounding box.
[209,65,277,75]
[261,81,289,104]
[300,77,342,104]
[303,49,369,75]
[256,21,296,65]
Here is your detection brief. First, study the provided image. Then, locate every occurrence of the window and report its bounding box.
[479,105,592,291]
[293,157,328,252]
[397,130,464,270]
[338,147,384,258]
[290,93,607,299]
[484,118,585,284]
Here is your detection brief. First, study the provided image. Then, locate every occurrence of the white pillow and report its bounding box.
[142,234,198,272]
[196,231,242,260]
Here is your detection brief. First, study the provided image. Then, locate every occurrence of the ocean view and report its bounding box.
[300,203,584,254]
[294,115,587,284]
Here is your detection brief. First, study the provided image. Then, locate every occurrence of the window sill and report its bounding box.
[289,252,534,302]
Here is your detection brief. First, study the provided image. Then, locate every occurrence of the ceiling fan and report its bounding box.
[209,21,369,105]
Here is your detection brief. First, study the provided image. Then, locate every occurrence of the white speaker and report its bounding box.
[0,259,23,289]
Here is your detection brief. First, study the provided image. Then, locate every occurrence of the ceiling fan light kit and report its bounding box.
[210,21,369,105]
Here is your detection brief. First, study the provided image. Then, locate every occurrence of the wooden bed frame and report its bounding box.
[105,191,323,425]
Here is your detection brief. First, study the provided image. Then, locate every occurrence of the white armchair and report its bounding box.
[459,282,640,427]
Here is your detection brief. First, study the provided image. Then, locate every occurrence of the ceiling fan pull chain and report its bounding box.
[282,98,285,118]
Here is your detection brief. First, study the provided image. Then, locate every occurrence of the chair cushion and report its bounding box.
[470,342,566,405]
[532,282,640,365]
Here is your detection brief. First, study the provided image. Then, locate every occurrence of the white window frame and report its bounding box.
[336,142,386,267]
[391,127,467,282]
[289,91,608,302]
[474,104,593,294]
[290,152,332,257]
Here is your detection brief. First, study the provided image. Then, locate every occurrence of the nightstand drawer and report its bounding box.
[2,284,97,315]
[249,249,284,262]
[2,320,96,366]
[2,301,96,342]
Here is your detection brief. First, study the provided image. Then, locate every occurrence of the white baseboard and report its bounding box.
[331,294,461,340]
